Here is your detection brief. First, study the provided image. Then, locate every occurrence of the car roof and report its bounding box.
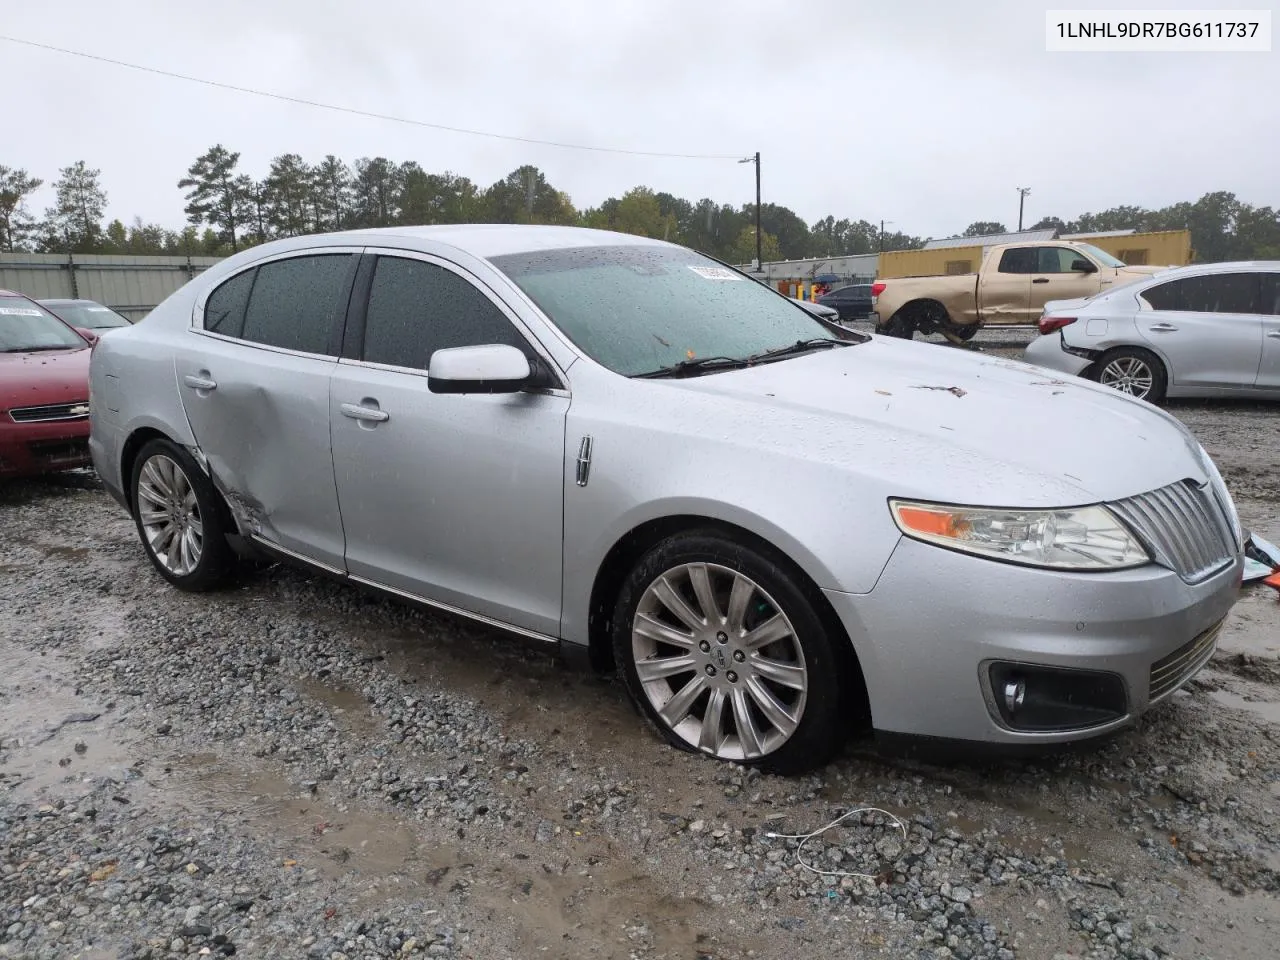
[37,298,105,307]
[271,224,672,261]
[0,288,32,298]
[1153,260,1280,277]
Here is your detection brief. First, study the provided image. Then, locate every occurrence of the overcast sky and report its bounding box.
[3,0,1277,240]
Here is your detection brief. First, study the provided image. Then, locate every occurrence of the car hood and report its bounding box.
[0,348,92,411]
[662,337,1206,506]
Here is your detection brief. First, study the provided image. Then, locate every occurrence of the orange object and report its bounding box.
[1264,571,1280,591]
[896,505,961,538]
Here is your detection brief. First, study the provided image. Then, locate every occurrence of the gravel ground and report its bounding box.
[2,345,1279,960]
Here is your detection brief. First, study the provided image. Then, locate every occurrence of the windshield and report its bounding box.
[490,244,836,375]
[0,297,87,352]
[44,302,131,329]
[1076,244,1128,268]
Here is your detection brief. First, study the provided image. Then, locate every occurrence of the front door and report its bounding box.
[175,251,358,570]
[330,253,568,636]
[1028,247,1104,314]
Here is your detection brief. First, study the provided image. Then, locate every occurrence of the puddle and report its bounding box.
[295,675,377,732]
[1208,689,1280,725]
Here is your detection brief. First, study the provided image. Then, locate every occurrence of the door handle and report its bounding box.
[183,374,217,391]
[1267,331,1280,339]
[1148,323,1179,333]
[340,402,389,423]
[1032,278,1050,284]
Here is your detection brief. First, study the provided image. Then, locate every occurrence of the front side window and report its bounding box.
[997,248,1036,274]
[489,245,839,376]
[1142,273,1261,314]
[1036,247,1092,274]
[1262,273,1280,315]
[240,254,354,354]
[0,296,86,352]
[362,256,526,370]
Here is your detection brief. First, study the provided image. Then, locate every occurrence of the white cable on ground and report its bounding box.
[766,807,908,880]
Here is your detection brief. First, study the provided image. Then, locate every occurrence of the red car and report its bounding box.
[0,288,94,479]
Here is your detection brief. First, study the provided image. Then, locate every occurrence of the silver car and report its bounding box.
[89,226,1243,773]
[1024,261,1280,402]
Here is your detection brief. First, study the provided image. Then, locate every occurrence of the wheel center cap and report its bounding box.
[711,647,728,671]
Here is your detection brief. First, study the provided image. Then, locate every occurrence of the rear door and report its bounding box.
[977,248,1033,324]
[1257,272,1280,389]
[1136,271,1264,390]
[175,249,359,570]
[1029,247,1104,312]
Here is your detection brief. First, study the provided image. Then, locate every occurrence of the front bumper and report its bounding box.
[0,419,91,478]
[1023,334,1093,378]
[825,536,1242,744]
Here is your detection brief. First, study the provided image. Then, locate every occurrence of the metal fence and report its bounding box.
[0,253,224,321]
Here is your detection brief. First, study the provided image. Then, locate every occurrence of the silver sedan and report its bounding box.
[89,226,1243,773]
[1024,261,1280,402]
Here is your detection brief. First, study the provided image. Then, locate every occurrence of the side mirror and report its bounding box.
[1070,258,1097,274]
[428,344,532,395]
[74,326,99,344]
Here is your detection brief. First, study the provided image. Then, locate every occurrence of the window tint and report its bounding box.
[1142,273,1261,314]
[204,269,255,338]
[240,254,354,354]
[1036,247,1092,273]
[362,257,526,370]
[997,248,1036,274]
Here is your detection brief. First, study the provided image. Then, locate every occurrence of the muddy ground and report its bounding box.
[2,348,1278,960]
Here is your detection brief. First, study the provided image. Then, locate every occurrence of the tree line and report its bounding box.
[1,147,1277,265]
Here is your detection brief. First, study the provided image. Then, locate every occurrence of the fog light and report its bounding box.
[1003,679,1026,714]
[988,662,1128,731]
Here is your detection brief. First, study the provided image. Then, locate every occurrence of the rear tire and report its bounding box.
[881,313,914,339]
[1092,347,1167,403]
[130,438,235,591]
[611,530,846,775]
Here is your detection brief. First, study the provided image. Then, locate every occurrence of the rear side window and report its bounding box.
[1142,273,1261,314]
[997,248,1036,274]
[362,256,526,370]
[204,269,255,338]
[240,254,355,354]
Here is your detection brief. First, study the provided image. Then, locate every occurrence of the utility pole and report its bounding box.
[879,219,894,253]
[740,152,762,271]
[1017,186,1031,231]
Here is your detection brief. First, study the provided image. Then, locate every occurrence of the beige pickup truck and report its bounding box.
[872,241,1165,342]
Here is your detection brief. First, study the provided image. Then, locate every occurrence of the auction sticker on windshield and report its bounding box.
[687,265,743,281]
[0,307,44,316]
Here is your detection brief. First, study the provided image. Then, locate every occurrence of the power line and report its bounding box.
[0,35,745,161]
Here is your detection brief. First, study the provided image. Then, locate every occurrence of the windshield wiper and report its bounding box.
[747,338,850,364]
[632,356,750,379]
[1,345,74,353]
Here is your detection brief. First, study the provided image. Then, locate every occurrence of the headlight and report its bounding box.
[1198,443,1242,548]
[889,500,1150,571]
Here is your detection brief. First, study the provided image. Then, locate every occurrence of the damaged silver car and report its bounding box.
[89,226,1244,773]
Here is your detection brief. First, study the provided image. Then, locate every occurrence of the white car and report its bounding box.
[1024,261,1280,402]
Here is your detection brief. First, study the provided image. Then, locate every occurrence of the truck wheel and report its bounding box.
[881,314,914,339]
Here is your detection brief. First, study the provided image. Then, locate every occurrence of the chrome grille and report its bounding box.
[8,401,90,423]
[1108,479,1235,583]
[1149,618,1224,702]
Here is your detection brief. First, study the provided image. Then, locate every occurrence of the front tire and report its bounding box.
[1093,347,1167,403]
[130,439,235,591]
[611,531,846,774]
[880,313,915,339]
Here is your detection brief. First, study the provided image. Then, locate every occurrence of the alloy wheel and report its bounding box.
[1099,356,1154,398]
[631,562,808,761]
[136,454,204,577]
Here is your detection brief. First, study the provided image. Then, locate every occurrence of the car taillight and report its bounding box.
[871,282,886,298]
[1039,316,1077,335]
